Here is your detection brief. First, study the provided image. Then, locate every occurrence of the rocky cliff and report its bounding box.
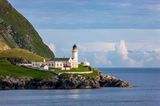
[0,0,54,58]
[0,73,132,90]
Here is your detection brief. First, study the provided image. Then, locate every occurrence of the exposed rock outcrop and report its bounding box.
[99,74,132,87]
[0,73,132,90]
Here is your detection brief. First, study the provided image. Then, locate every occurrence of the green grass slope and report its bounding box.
[51,65,100,78]
[0,0,54,59]
[0,48,46,62]
[0,59,54,79]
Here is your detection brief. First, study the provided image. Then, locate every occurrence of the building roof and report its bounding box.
[40,64,48,67]
[73,44,77,49]
[53,58,70,61]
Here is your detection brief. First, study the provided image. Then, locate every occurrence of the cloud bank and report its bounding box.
[78,40,157,67]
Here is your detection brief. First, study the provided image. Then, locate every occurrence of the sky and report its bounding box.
[9,0,160,67]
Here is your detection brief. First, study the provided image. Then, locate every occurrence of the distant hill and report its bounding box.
[0,0,54,59]
[0,48,46,62]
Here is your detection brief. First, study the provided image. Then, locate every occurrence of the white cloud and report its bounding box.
[79,42,116,52]
[116,40,143,67]
[154,48,160,52]
[80,40,143,67]
[117,40,128,60]
[93,53,112,66]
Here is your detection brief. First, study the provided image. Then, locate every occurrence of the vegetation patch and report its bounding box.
[84,69,100,78]
[51,65,100,77]
[0,59,54,79]
[0,48,46,62]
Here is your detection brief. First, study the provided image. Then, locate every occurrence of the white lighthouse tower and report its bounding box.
[70,44,79,68]
[72,44,78,62]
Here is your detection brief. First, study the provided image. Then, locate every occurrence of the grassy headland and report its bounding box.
[51,65,100,78]
[0,59,99,79]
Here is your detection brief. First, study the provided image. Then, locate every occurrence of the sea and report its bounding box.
[0,68,160,106]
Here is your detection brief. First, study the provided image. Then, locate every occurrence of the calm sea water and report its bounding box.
[0,68,160,106]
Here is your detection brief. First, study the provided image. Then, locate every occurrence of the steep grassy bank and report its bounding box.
[0,0,54,58]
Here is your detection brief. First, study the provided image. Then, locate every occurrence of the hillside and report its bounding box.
[0,0,54,58]
[0,48,46,62]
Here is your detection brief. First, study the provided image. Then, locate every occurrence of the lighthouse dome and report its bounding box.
[73,44,77,49]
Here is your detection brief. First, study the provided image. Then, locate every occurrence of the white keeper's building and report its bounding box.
[32,44,81,70]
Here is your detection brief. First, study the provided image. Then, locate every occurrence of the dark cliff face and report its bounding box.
[0,74,132,90]
[0,0,54,58]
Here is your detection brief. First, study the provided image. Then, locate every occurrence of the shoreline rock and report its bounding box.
[0,73,132,90]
